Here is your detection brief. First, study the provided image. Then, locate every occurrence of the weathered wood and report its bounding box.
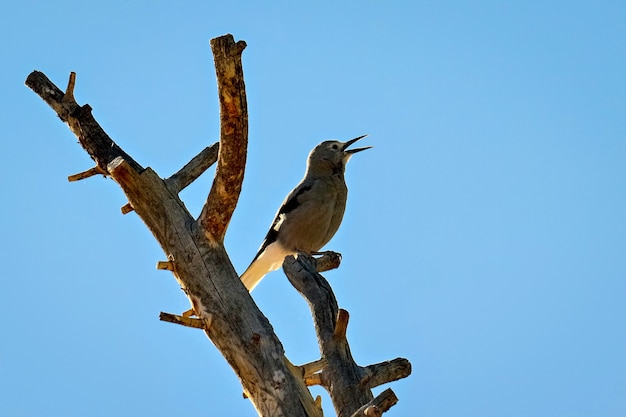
[305,373,323,387]
[26,33,411,416]
[284,254,370,416]
[67,166,106,182]
[156,260,175,271]
[165,142,219,194]
[25,34,322,417]
[283,254,411,417]
[361,359,412,390]
[313,251,343,273]
[107,156,320,417]
[350,389,398,417]
[333,309,350,339]
[159,311,208,329]
[300,358,328,378]
[120,203,134,214]
[199,36,248,243]
[25,71,142,173]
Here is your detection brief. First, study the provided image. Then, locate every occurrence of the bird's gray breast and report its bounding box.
[276,175,348,253]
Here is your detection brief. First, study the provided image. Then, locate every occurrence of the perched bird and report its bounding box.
[240,135,371,291]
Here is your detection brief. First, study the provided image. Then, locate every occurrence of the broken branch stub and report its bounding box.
[166,142,219,194]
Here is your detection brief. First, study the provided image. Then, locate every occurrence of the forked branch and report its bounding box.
[26,33,410,417]
[283,254,412,417]
[25,34,327,417]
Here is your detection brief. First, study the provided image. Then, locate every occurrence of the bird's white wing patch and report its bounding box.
[273,213,286,232]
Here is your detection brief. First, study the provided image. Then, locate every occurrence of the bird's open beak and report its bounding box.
[343,135,372,154]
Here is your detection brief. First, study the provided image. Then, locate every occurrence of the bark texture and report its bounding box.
[199,36,249,243]
[284,254,411,417]
[25,34,411,416]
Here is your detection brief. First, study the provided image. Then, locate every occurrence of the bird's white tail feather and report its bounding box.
[240,242,291,291]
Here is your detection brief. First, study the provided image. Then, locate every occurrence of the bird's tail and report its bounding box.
[240,242,290,291]
[240,258,272,292]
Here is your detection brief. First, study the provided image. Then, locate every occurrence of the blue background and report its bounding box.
[2,1,625,416]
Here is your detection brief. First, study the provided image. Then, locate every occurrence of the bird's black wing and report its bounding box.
[251,180,314,261]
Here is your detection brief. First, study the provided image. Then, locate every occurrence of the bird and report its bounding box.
[240,135,371,291]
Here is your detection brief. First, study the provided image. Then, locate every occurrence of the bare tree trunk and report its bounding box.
[25,34,410,417]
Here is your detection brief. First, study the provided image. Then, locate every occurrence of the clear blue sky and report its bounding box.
[2,1,624,416]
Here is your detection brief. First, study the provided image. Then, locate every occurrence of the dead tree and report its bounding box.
[25,34,411,417]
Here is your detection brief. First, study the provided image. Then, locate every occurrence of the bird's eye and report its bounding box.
[331,144,339,150]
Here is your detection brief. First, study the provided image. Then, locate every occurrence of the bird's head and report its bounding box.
[306,135,371,177]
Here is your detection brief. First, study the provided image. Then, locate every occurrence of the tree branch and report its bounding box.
[26,60,319,416]
[26,33,410,417]
[283,254,411,416]
[199,35,248,243]
[159,311,210,329]
[312,251,343,273]
[166,142,219,194]
[361,359,412,390]
[67,165,107,182]
[25,71,142,173]
[349,389,398,417]
[284,255,371,417]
